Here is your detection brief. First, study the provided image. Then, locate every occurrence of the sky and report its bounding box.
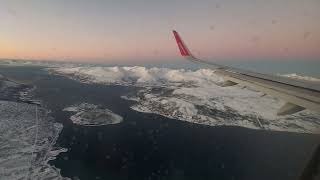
[0,0,319,63]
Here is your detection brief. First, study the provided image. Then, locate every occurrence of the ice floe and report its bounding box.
[0,74,41,105]
[0,100,68,180]
[52,66,320,134]
[63,103,123,126]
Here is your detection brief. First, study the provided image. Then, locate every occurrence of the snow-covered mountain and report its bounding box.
[52,66,320,134]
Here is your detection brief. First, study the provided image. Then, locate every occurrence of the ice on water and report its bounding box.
[0,101,68,180]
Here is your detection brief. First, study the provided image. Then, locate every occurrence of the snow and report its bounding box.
[52,66,320,134]
[172,85,281,120]
[63,103,123,126]
[53,66,224,86]
[279,73,320,82]
[0,100,68,180]
[129,87,320,133]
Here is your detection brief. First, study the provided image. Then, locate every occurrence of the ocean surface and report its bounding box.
[0,65,319,180]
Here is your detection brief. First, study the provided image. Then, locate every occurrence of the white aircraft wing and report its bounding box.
[172,30,320,115]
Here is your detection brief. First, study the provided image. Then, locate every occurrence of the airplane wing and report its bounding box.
[172,30,320,115]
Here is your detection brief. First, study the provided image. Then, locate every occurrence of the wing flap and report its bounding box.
[277,102,305,116]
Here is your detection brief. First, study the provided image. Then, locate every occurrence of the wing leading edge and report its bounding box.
[172,30,320,115]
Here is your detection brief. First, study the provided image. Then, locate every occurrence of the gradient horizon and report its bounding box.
[0,0,319,63]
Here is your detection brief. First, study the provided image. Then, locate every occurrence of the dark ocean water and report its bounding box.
[0,65,319,180]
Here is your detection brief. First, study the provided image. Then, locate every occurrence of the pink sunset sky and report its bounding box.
[0,0,319,63]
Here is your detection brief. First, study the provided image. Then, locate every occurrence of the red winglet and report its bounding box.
[173,30,192,57]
